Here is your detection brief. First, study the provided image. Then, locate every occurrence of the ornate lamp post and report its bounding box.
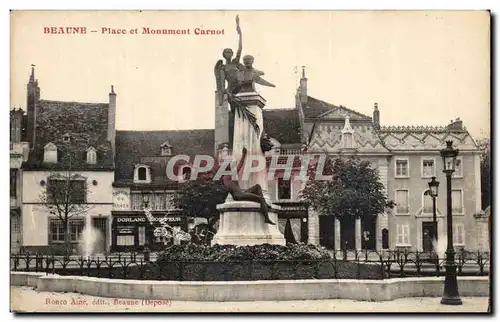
[439,141,462,305]
[428,176,440,243]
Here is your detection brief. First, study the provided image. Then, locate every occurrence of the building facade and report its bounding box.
[19,67,115,253]
[12,66,487,254]
[10,108,29,254]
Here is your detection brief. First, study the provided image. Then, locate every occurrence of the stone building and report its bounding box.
[110,69,485,252]
[19,67,116,253]
[111,130,214,251]
[10,108,29,253]
[12,66,487,254]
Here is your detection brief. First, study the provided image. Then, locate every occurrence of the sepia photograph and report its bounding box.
[9,10,491,313]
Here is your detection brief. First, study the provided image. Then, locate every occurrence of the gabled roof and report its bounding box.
[23,99,113,171]
[262,108,302,145]
[114,129,215,184]
[302,96,372,121]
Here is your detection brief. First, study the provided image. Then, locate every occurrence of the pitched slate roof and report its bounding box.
[303,96,372,120]
[114,130,215,184]
[262,108,302,145]
[23,100,114,170]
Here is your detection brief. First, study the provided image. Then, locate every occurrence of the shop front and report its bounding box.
[111,212,188,252]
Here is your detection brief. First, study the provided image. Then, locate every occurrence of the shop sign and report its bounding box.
[114,216,183,224]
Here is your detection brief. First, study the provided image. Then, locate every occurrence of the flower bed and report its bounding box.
[48,244,384,281]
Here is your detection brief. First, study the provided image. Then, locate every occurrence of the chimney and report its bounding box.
[299,66,308,105]
[446,117,463,131]
[373,102,380,129]
[108,85,117,153]
[26,65,40,148]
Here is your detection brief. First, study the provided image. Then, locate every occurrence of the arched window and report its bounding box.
[138,167,147,181]
[182,167,191,181]
[86,147,97,164]
[382,229,389,249]
[134,164,151,183]
[423,189,433,214]
[44,142,58,163]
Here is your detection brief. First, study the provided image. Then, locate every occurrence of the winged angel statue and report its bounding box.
[214,15,276,137]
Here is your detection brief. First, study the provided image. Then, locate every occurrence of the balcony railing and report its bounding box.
[279,148,302,155]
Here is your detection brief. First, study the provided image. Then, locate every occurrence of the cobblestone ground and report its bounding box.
[10,286,489,313]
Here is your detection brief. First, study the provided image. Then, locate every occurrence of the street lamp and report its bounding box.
[439,140,462,305]
[428,176,440,243]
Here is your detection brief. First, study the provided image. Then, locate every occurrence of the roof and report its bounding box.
[302,96,372,120]
[262,108,302,144]
[114,129,215,184]
[302,96,336,118]
[23,99,113,170]
[377,120,479,151]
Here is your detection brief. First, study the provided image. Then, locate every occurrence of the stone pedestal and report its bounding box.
[211,91,286,246]
[212,201,286,246]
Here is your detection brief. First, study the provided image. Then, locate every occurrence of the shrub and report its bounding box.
[156,243,331,263]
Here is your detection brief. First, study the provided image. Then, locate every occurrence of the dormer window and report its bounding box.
[134,164,151,183]
[62,133,71,143]
[161,141,172,156]
[44,142,58,163]
[341,116,355,149]
[86,147,97,164]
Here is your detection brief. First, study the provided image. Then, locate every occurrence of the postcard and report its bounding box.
[9,10,490,313]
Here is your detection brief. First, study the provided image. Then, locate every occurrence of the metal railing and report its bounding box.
[10,249,489,281]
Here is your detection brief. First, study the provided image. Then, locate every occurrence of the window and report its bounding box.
[421,159,435,178]
[453,157,463,178]
[10,169,17,197]
[395,190,409,214]
[44,142,58,163]
[47,178,86,204]
[138,167,147,181]
[396,224,410,245]
[130,192,174,211]
[161,141,172,156]
[134,165,151,183]
[452,190,463,214]
[278,178,291,199]
[395,159,409,177]
[182,167,191,181]
[49,219,84,243]
[453,223,465,245]
[423,190,433,214]
[86,147,97,164]
[342,132,353,149]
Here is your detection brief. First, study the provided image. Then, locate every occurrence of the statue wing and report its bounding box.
[214,60,225,104]
[255,76,276,88]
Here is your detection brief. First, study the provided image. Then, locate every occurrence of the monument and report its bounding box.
[211,15,286,246]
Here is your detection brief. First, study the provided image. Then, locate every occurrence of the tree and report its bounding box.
[39,156,93,254]
[172,172,228,243]
[477,138,491,210]
[300,156,388,221]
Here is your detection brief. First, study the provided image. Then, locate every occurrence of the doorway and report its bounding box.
[422,222,437,252]
[92,217,108,253]
[340,217,355,250]
[362,215,377,250]
[319,216,335,249]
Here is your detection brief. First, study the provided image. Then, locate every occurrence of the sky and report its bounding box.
[10,10,490,138]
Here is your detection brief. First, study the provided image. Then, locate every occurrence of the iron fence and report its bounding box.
[10,249,489,281]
